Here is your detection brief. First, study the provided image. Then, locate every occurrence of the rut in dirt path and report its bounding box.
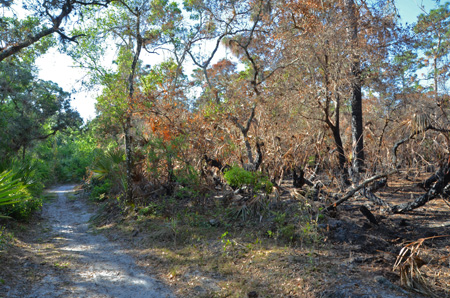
[9,185,174,298]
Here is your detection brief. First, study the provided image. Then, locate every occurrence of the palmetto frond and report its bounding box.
[0,170,32,218]
[91,148,125,180]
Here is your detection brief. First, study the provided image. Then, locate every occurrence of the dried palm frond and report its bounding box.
[393,236,450,297]
[393,112,432,137]
[412,113,431,135]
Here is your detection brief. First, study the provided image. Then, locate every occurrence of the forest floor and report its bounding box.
[0,173,450,297]
[91,172,450,297]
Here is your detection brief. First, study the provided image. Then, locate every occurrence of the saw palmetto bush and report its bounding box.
[223,166,274,221]
[0,170,34,219]
[91,148,125,180]
[87,148,126,199]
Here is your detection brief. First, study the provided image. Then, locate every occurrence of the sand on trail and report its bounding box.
[7,185,174,298]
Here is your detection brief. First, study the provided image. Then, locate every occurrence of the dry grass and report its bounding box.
[86,174,450,297]
[93,195,332,297]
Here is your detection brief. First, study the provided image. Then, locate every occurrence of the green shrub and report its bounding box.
[174,165,200,188]
[173,165,201,199]
[89,179,112,201]
[0,171,32,207]
[3,196,42,221]
[223,166,273,193]
[29,126,98,184]
[0,226,14,250]
[87,147,126,198]
[279,224,296,242]
[138,202,161,216]
[0,170,40,220]
[91,148,125,181]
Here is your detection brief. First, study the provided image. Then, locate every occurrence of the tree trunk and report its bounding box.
[434,55,438,102]
[328,115,349,186]
[323,52,348,184]
[124,13,143,203]
[22,146,26,161]
[346,0,364,176]
[230,105,263,171]
[350,77,364,173]
[333,94,347,172]
[124,117,133,202]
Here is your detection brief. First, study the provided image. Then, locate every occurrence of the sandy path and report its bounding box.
[8,185,174,298]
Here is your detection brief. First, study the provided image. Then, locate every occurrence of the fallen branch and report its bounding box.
[293,166,314,187]
[359,205,378,225]
[417,173,438,190]
[324,170,398,212]
[363,188,392,208]
[367,178,387,193]
[390,160,450,213]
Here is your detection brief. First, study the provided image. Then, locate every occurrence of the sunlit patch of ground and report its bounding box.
[0,186,174,298]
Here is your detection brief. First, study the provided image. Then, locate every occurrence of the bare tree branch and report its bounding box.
[0,0,110,62]
[324,169,398,212]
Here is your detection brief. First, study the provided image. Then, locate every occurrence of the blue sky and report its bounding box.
[396,0,438,24]
[35,0,443,121]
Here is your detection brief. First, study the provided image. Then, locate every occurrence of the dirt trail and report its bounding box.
[7,185,174,298]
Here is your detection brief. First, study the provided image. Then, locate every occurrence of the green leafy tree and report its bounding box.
[69,0,183,202]
[0,58,82,163]
[32,124,98,184]
[414,3,450,106]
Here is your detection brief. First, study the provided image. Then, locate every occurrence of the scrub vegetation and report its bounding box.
[1,0,450,297]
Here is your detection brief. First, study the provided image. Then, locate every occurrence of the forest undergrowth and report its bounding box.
[87,169,450,297]
[1,153,450,297]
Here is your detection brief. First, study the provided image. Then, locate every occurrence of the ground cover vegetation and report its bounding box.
[1,0,450,296]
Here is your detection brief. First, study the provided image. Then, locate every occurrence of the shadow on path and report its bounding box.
[8,185,174,298]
